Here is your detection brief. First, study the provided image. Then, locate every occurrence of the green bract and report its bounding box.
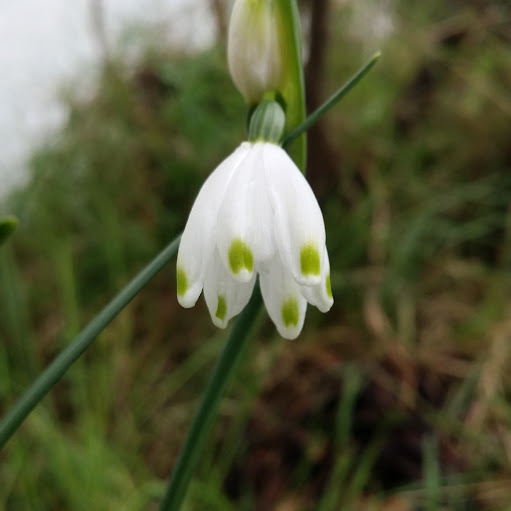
[248,98,286,144]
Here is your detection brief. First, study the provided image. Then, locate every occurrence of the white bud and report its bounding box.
[227,0,284,104]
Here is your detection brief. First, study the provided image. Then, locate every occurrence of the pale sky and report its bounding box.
[0,0,216,196]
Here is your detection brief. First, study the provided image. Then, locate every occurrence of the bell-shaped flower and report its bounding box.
[227,0,284,104]
[176,140,333,340]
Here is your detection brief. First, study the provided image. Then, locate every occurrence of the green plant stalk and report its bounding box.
[274,0,307,172]
[283,51,381,147]
[424,436,441,511]
[159,286,263,511]
[0,234,182,450]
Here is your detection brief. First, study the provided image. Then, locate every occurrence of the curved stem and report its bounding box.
[159,285,263,511]
[0,234,182,449]
[283,51,381,147]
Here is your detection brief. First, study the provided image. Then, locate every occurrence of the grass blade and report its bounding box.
[283,51,381,147]
[0,234,182,449]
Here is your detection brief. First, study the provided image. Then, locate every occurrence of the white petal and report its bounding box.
[262,143,326,287]
[216,143,276,283]
[259,254,307,340]
[203,249,256,328]
[177,143,250,307]
[300,249,334,313]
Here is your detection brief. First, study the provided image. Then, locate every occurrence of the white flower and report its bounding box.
[227,0,283,104]
[176,141,333,339]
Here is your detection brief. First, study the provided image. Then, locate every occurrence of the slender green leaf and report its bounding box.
[275,0,307,171]
[283,52,381,147]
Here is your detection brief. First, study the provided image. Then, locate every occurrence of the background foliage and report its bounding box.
[1,0,511,509]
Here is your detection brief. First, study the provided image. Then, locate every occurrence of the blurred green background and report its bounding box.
[1,0,511,509]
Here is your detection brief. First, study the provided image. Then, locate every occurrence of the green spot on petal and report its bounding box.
[281,297,299,328]
[300,244,321,276]
[228,239,254,275]
[177,267,188,297]
[216,295,227,321]
[326,274,332,299]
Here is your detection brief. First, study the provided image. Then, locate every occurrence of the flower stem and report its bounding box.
[159,285,263,511]
[0,234,182,450]
[283,51,381,147]
[275,0,307,172]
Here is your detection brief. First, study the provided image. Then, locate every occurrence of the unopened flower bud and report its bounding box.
[227,0,284,104]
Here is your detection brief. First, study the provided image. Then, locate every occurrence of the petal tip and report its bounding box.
[279,328,302,340]
[276,297,305,339]
[316,297,334,314]
[177,293,199,309]
[176,267,203,308]
[211,317,229,329]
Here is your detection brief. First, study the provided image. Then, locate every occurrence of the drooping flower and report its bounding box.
[227,0,284,104]
[176,140,333,339]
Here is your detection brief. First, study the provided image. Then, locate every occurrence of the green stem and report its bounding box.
[159,286,263,511]
[283,51,381,147]
[0,234,182,450]
[275,0,307,172]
